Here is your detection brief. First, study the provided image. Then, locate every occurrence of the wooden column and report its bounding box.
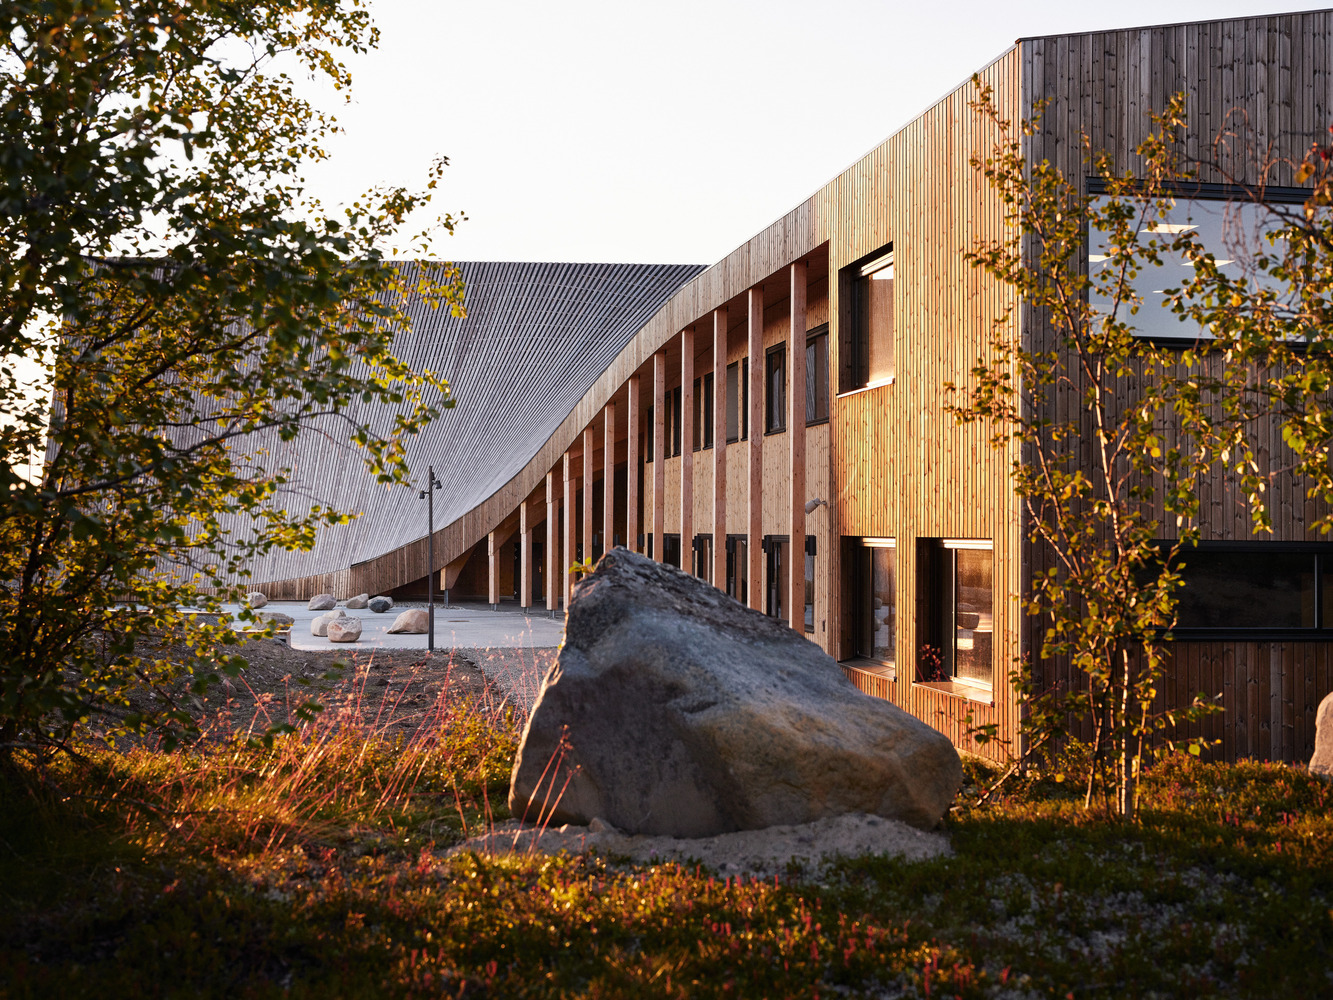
[604,401,616,550]
[545,470,557,615]
[680,327,694,573]
[788,260,807,631]
[487,529,500,610]
[627,376,640,551]
[583,426,594,564]
[563,450,574,607]
[652,350,666,563]
[712,306,728,587]
[747,285,764,611]
[519,500,532,609]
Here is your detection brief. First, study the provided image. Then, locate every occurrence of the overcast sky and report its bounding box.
[301,1,1333,266]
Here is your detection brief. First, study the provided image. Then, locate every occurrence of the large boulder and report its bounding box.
[311,609,347,637]
[386,608,429,634]
[307,593,336,611]
[1310,692,1333,779]
[345,593,370,610]
[328,617,363,643]
[368,596,394,614]
[246,592,268,609]
[258,611,294,627]
[509,548,962,837]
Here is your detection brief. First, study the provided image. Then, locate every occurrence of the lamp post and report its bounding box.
[419,465,442,652]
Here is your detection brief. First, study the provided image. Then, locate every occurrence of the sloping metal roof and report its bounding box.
[235,260,704,586]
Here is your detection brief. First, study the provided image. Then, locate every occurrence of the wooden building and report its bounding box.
[250,11,1333,764]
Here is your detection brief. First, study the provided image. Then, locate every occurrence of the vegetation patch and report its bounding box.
[3,686,1332,1000]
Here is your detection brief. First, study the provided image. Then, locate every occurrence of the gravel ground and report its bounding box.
[449,813,951,878]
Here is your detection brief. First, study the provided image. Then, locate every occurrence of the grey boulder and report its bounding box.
[1310,692,1333,779]
[328,617,363,643]
[386,608,429,634]
[311,609,347,637]
[368,596,394,614]
[246,592,268,609]
[509,548,962,837]
[307,593,336,611]
[258,611,294,626]
[345,593,370,610]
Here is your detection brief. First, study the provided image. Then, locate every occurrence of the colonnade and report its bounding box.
[479,260,811,632]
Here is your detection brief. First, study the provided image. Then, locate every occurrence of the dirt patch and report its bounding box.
[449,813,951,879]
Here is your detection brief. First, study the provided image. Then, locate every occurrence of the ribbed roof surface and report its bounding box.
[237,261,704,584]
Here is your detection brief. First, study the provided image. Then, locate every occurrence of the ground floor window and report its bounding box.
[764,535,790,619]
[804,535,817,632]
[852,538,895,664]
[693,533,713,584]
[1167,542,1333,635]
[725,535,748,604]
[663,533,682,569]
[918,539,993,689]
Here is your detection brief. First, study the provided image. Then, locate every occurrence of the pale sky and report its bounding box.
[302,0,1333,266]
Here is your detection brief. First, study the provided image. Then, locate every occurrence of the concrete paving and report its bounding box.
[222,600,566,653]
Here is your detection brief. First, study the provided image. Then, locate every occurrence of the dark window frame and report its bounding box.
[764,534,790,619]
[1154,540,1333,640]
[765,344,786,435]
[692,372,715,451]
[725,359,749,443]
[803,534,817,634]
[725,534,749,604]
[838,243,894,394]
[853,537,896,665]
[916,538,994,691]
[806,325,830,426]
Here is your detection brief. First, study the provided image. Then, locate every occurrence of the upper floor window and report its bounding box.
[839,245,894,393]
[693,372,715,451]
[765,344,786,434]
[806,326,829,424]
[664,385,683,457]
[1087,183,1306,341]
[725,359,749,443]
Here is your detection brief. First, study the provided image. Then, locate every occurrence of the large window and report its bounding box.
[806,326,830,424]
[1087,184,1305,341]
[839,246,894,392]
[765,345,786,434]
[918,539,993,690]
[725,535,748,604]
[853,539,895,664]
[1163,543,1333,635]
[725,359,749,443]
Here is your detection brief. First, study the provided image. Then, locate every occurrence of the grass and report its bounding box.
[3,673,1332,998]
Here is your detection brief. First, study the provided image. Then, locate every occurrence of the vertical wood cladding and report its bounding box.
[1021,12,1333,763]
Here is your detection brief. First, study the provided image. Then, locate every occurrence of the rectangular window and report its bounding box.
[1087,185,1306,341]
[1161,543,1333,634]
[855,539,896,664]
[806,327,829,424]
[804,535,817,633]
[644,405,653,462]
[725,359,749,443]
[692,373,715,451]
[693,533,713,583]
[668,386,683,457]
[725,535,748,604]
[765,535,790,619]
[765,345,786,435]
[663,533,681,569]
[839,246,894,392]
[918,539,992,690]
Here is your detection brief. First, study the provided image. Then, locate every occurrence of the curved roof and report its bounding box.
[241,260,704,587]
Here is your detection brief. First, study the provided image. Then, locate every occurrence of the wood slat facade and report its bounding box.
[250,11,1333,764]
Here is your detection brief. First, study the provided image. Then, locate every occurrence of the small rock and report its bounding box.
[328,617,363,643]
[368,596,394,614]
[345,593,370,610]
[246,592,269,609]
[386,608,429,634]
[1310,692,1333,779]
[311,609,347,637]
[308,593,336,611]
[258,611,294,626]
[588,817,618,834]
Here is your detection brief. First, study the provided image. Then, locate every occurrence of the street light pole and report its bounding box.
[419,465,442,652]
